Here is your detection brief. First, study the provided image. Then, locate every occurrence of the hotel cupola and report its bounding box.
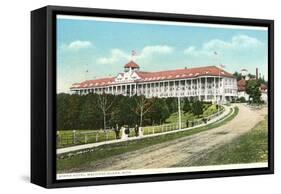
[124,60,140,72]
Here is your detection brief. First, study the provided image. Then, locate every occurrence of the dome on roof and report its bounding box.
[124,61,140,69]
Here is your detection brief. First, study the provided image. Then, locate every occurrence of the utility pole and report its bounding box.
[178,95,181,130]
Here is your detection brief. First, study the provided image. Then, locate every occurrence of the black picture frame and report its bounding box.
[31,5,274,188]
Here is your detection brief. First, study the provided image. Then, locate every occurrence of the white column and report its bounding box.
[184,80,187,96]
[168,81,170,97]
[197,78,199,99]
[125,85,128,96]
[205,77,207,101]
[191,79,193,98]
[180,81,183,97]
[214,77,216,103]
[222,78,225,103]
[150,83,153,97]
[174,80,177,97]
[145,83,148,97]
[199,77,202,100]
[160,82,163,97]
[153,83,155,97]
[161,82,164,97]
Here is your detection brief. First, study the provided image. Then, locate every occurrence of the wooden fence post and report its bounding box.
[96,132,99,142]
[73,130,76,144]
[84,134,88,143]
[57,131,60,147]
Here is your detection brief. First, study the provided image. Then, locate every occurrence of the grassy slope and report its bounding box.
[189,116,268,166]
[57,106,238,173]
[166,104,219,123]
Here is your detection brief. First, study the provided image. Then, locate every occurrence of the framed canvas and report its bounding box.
[31,5,274,188]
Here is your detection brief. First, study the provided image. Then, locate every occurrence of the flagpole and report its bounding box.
[131,50,137,61]
[178,96,181,130]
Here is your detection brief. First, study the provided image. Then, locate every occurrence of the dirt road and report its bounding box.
[78,104,267,171]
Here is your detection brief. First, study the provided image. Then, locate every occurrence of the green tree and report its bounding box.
[147,98,170,125]
[79,94,103,130]
[183,98,192,113]
[165,97,178,113]
[238,97,246,103]
[97,93,116,130]
[233,71,242,81]
[131,95,155,127]
[192,100,203,117]
[246,80,262,104]
[114,95,138,127]
[65,94,81,130]
[57,93,70,130]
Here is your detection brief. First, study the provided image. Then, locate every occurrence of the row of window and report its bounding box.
[74,84,236,94]
[75,89,237,96]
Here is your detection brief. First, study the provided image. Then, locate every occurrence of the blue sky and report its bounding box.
[57,16,268,93]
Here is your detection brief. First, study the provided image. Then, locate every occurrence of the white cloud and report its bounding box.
[184,35,263,57]
[66,40,92,51]
[97,49,130,65]
[139,45,174,58]
[97,45,173,65]
[204,35,263,51]
[183,46,197,54]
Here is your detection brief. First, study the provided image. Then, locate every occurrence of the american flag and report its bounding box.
[132,50,137,56]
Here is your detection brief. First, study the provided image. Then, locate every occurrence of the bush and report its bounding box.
[238,97,246,103]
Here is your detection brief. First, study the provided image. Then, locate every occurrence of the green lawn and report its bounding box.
[189,116,268,166]
[57,106,238,173]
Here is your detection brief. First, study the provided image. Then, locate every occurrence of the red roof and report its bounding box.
[237,79,246,91]
[70,77,115,89]
[260,84,267,91]
[71,65,234,89]
[124,61,140,68]
[135,66,233,82]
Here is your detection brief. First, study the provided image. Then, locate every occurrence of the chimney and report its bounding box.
[256,68,259,80]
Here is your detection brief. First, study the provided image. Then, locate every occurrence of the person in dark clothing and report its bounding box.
[203,118,207,124]
[134,124,139,137]
[114,124,120,139]
[125,126,130,135]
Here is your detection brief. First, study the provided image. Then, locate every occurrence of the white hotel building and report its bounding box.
[70,61,238,103]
